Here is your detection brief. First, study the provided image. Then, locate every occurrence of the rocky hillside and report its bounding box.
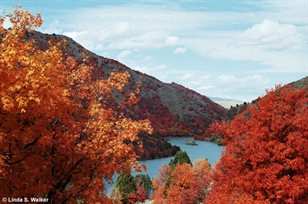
[290,75,308,89]
[23,30,308,159]
[29,31,228,137]
[24,30,228,159]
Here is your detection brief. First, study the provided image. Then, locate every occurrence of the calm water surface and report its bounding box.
[138,137,224,179]
[105,137,224,194]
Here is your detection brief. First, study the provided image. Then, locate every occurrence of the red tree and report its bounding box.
[206,85,308,204]
[128,181,147,204]
[0,7,152,203]
[152,164,171,204]
[152,159,212,204]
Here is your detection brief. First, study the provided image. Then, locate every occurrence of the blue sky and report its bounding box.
[1,0,307,102]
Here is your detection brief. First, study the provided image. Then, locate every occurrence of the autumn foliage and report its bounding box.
[0,7,152,203]
[2,7,308,204]
[206,84,308,203]
[111,173,152,204]
[152,84,308,204]
[152,157,212,204]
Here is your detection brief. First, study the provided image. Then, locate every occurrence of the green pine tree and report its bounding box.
[169,150,192,170]
[134,174,153,197]
[113,172,136,203]
[165,150,192,192]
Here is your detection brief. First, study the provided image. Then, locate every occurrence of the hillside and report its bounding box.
[226,75,308,120]
[290,75,308,89]
[25,30,228,158]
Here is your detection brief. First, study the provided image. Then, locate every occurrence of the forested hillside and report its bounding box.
[28,31,228,138]
[21,26,228,159]
[1,8,307,204]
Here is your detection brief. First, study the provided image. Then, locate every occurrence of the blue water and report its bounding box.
[105,137,224,194]
[138,137,224,179]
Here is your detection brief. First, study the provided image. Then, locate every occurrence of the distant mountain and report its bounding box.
[209,97,243,109]
[209,96,242,102]
[27,31,228,159]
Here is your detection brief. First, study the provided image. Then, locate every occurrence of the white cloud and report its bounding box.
[54,3,305,73]
[199,85,214,90]
[165,36,178,45]
[173,47,187,54]
[237,19,303,51]
[57,6,195,51]
[218,75,237,84]
[63,30,102,51]
[109,22,131,37]
[62,20,133,51]
[254,1,307,25]
[117,50,132,59]
[107,31,178,49]
[94,44,104,50]
[176,72,271,101]
[213,74,271,100]
[142,56,152,61]
[185,23,305,72]
[40,1,306,101]
[132,64,168,79]
[63,30,85,39]
[154,64,167,71]
[218,74,270,87]
[180,73,194,80]
[42,20,62,34]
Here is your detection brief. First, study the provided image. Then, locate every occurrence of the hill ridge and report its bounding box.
[28,30,228,137]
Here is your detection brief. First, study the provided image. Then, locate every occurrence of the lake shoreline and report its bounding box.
[105,136,224,194]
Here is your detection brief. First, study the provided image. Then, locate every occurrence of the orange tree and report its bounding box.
[0,7,152,203]
[152,158,212,204]
[206,84,308,203]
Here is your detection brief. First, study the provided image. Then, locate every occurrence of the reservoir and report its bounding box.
[105,136,224,194]
[138,136,224,179]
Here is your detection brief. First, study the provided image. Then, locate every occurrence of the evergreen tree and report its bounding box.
[134,174,153,197]
[165,150,192,191]
[114,172,136,203]
[169,150,192,170]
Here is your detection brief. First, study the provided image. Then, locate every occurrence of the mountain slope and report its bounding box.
[227,75,308,120]
[29,31,227,136]
[25,31,228,159]
[290,75,308,89]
